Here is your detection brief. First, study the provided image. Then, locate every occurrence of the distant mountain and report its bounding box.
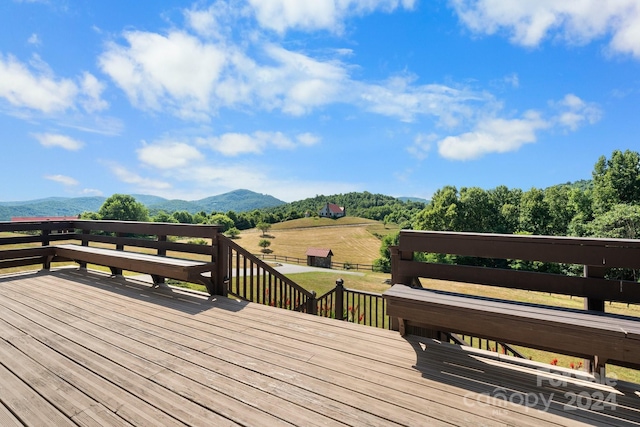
[0,190,286,221]
[397,196,430,204]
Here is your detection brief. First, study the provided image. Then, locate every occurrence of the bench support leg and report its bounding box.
[151,275,169,289]
[109,267,123,277]
[43,255,53,270]
[587,355,607,378]
[398,318,406,336]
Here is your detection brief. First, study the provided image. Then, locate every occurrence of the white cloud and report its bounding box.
[437,110,549,160]
[450,0,640,58]
[436,93,602,160]
[33,133,84,150]
[137,140,204,169]
[108,163,172,191]
[0,53,109,115]
[407,133,437,160]
[100,8,497,126]
[552,93,602,131]
[44,174,78,186]
[296,132,321,146]
[81,188,103,196]
[27,33,41,46]
[197,130,318,156]
[0,53,77,113]
[99,31,226,118]
[358,74,489,125]
[79,72,108,112]
[248,0,416,33]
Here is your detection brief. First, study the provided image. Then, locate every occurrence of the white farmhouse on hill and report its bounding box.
[318,203,345,219]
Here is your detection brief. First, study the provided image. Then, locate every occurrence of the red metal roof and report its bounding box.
[326,203,344,213]
[305,248,333,257]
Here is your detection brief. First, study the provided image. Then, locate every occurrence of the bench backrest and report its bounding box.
[391,230,640,306]
[1,220,222,261]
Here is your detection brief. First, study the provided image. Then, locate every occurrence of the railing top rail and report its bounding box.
[71,220,222,237]
[399,230,640,247]
[398,230,640,268]
[0,220,222,239]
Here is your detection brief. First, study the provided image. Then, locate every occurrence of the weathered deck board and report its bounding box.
[1,269,639,426]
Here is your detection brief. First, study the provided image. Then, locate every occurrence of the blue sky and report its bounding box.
[1,0,639,203]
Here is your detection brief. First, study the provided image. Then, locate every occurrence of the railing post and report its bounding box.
[79,228,89,270]
[155,234,167,286]
[390,245,414,286]
[584,265,606,374]
[214,232,229,296]
[306,291,317,315]
[335,278,345,321]
[42,227,51,270]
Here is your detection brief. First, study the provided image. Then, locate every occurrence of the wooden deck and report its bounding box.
[1,269,639,426]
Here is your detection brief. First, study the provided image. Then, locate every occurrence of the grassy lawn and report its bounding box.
[235,217,398,265]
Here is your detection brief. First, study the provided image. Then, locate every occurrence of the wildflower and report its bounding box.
[551,358,558,366]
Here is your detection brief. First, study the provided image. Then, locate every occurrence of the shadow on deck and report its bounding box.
[0,268,639,426]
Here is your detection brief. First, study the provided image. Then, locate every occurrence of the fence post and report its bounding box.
[335,278,345,321]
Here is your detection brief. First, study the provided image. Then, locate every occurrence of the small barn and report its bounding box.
[318,203,345,219]
[306,247,334,268]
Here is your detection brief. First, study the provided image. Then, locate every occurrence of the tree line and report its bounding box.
[374,149,640,276]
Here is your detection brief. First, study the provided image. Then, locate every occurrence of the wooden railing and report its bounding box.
[391,230,640,308]
[316,279,391,329]
[1,219,224,290]
[389,230,640,366]
[218,235,317,313]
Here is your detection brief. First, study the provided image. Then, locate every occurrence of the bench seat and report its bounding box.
[384,284,640,370]
[53,244,214,293]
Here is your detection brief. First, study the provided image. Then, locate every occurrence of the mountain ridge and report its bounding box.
[0,189,286,221]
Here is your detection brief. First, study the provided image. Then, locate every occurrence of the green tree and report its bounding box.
[458,187,494,232]
[208,213,234,231]
[414,186,460,231]
[586,204,640,239]
[152,211,177,223]
[258,239,271,253]
[256,221,271,236]
[518,188,551,235]
[98,194,149,222]
[80,211,101,220]
[543,185,574,235]
[172,210,193,224]
[592,149,640,214]
[225,227,241,239]
[372,232,399,273]
[487,186,521,234]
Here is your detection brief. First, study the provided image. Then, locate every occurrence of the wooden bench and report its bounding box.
[0,220,222,295]
[384,284,640,370]
[384,230,640,373]
[52,244,215,291]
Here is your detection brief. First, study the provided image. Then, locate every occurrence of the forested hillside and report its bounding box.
[0,189,284,221]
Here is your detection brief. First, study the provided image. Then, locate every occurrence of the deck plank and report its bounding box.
[1,269,639,426]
